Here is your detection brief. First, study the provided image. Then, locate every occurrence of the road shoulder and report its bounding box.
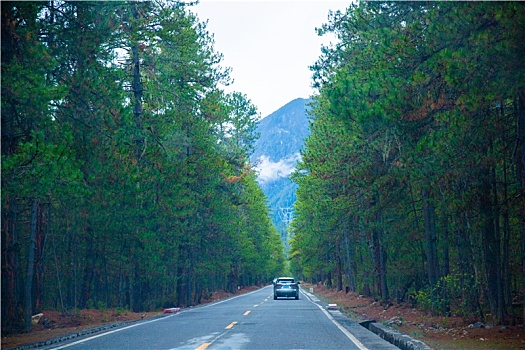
[301,287,431,350]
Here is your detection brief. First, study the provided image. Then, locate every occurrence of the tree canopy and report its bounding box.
[1,0,284,334]
[291,1,525,325]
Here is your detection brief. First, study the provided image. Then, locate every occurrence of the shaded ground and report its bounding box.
[307,283,525,350]
[1,287,258,349]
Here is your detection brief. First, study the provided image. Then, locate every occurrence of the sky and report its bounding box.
[189,1,350,118]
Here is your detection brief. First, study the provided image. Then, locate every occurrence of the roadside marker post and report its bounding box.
[163,307,180,314]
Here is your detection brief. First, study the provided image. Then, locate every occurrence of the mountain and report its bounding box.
[250,98,311,249]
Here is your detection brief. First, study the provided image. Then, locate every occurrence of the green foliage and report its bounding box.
[292,1,525,324]
[1,0,284,333]
[96,301,108,312]
[114,307,128,316]
[414,274,479,318]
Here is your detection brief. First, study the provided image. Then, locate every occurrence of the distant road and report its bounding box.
[47,286,397,350]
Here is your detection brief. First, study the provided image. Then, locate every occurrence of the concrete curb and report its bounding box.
[5,314,170,350]
[365,321,433,350]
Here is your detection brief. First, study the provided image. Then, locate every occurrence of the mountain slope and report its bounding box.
[251,98,311,248]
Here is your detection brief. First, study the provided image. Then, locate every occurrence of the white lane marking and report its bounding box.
[51,287,269,349]
[302,290,369,350]
[51,315,175,349]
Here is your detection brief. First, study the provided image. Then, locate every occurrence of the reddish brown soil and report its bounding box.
[1,287,259,349]
[308,283,525,350]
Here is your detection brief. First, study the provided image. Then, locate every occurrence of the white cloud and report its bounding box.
[254,153,301,183]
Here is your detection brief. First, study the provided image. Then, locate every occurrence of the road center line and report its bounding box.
[195,342,211,350]
[51,287,270,350]
[243,310,251,316]
[225,321,237,329]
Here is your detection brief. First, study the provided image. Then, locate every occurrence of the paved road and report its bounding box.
[48,286,398,350]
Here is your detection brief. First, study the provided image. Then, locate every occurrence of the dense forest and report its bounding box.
[1,1,285,334]
[290,2,525,326]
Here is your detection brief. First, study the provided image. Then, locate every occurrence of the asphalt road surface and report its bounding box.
[47,286,398,350]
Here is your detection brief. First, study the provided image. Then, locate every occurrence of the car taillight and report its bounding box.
[291,283,297,287]
[276,283,282,287]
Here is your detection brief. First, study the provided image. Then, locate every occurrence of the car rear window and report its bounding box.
[278,278,294,283]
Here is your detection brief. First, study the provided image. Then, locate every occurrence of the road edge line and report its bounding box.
[302,289,369,350]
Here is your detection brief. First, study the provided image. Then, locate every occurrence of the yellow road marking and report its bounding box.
[243,310,251,316]
[196,343,211,350]
[225,321,237,329]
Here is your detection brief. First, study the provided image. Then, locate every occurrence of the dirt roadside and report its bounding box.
[307,283,525,350]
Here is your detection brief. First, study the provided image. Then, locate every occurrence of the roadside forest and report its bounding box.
[290,1,525,326]
[1,1,285,335]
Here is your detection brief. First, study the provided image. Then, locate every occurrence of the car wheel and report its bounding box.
[295,294,299,300]
[274,295,277,300]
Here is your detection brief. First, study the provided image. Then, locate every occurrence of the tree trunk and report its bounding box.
[336,252,343,292]
[24,200,38,332]
[176,245,184,306]
[118,226,126,308]
[457,214,482,317]
[373,211,388,301]
[131,5,145,163]
[502,160,513,322]
[522,220,525,328]
[441,217,451,315]
[343,227,356,291]
[379,238,389,301]
[80,229,95,309]
[515,88,525,326]
[34,202,47,313]
[51,222,65,312]
[2,196,22,333]
[480,171,503,323]
[132,262,145,311]
[422,189,439,286]
[492,164,506,323]
[326,270,333,289]
[442,218,450,278]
